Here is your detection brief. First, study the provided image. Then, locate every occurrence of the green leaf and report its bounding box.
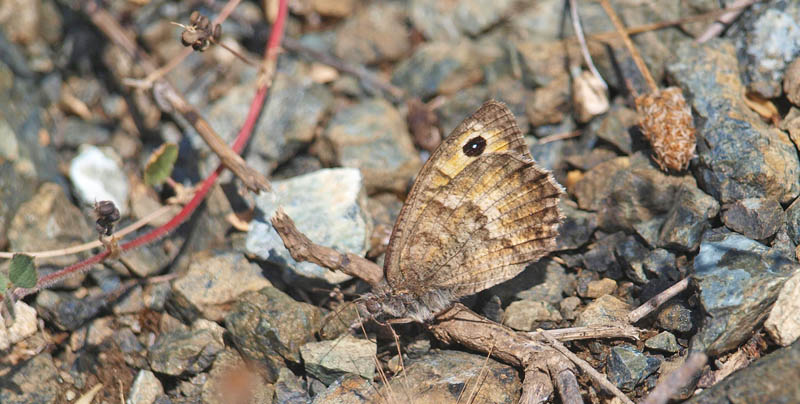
[9,254,37,289]
[0,272,8,293]
[144,142,179,186]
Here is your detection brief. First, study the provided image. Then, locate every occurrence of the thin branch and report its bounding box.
[695,0,759,43]
[598,0,658,93]
[641,352,707,404]
[627,277,690,324]
[539,330,635,404]
[569,0,607,89]
[526,324,641,342]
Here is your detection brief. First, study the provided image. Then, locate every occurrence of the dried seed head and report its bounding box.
[94,200,120,236]
[636,87,696,172]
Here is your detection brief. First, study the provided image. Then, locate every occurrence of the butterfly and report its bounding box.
[362,100,564,322]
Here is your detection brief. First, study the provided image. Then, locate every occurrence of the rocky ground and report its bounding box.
[1,0,800,403]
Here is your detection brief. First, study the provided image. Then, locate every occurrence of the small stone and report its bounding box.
[657,179,720,252]
[300,335,376,385]
[560,296,581,320]
[765,270,800,346]
[668,40,800,204]
[575,295,631,327]
[503,300,562,331]
[409,0,514,41]
[69,145,130,216]
[607,345,661,392]
[311,0,356,17]
[375,350,521,403]
[582,232,626,279]
[36,289,103,331]
[392,40,484,99]
[334,3,409,64]
[784,198,800,245]
[645,331,681,353]
[655,302,693,334]
[740,8,800,98]
[274,367,310,404]
[311,374,375,404]
[0,301,38,350]
[148,328,223,376]
[56,118,111,147]
[0,353,60,404]
[8,182,93,267]
[722,198,785,240]
[616,235,650,284]
[320,99,421,194]
[115,327,148,369]
[594,104,638,155]
[692,230,797,355]
[581,278,617,299]
[642,248,679,281]
[171,251,271,321]
[245,168,371,284]
[785,58,800,107]
[225,287,322,367]
[490,258,572,304]
[128,370,164,404]
[556,199,598,250]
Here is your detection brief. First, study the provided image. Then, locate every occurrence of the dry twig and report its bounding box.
[641,352,707,404]
[627,277,690,324]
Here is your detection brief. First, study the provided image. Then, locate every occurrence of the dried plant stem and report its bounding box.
[527,324,641,342]
[537,130,581,144]
[598,0,658,93]
[0,203,178,259]
[10,0,290,301]
[282,37,406,101]
[641,352,707,404]
[627,277,690,324]
[539,330,635,404]
[569,0,606,89]
[696,0,759,43]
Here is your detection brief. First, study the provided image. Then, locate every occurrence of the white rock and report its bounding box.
[765,270,800,346]
[0,301,38,349]
[246,168,371,283]
[127,370,163,404]
[69,145,130,216]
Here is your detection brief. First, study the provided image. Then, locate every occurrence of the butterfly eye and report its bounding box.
[462,136,487,157]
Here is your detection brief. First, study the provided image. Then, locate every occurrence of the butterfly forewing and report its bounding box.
[383,100,564,299]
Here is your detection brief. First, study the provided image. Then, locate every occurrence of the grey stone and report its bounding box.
[0,353,59,404]
[658,178,720,252]
[8,182,93,267]
[334,3,409,64]
[300,335,376,385]
[667,40,800,204]
[36,289,103,331]
[225,287,322,367]
[642,248,680,281]
[0,301,38,350]
[607,345,661,392]
[0,160,37,246]
[503,300,562,331]
[616,235,650,284]
[580,278,617,299]
[410,0,514,41]
[686,340,800,404]
[490,258,572,304]
[375,350,521,404]
[487,77,534,130]
[575,295,631,327]
[560,296,581,320]
[206,70,332,175]
[321,99,421,194]
[128,370,163,404]
[692,230,797,355]
[740,8,800,98]
[311,374,375,404]
[245,168,371,284]
[556,199,597,250]
[274,367,310,404]
[436,86,491,135]
[594,104,638,155]
[783,197,800,245]
[582,232,626,279]
[69,145,129,216]
[722,198,785,240]
[656,302,694,334]
[765,270,800,346]
[148,329,224,376]
[57,118,110,147]
[115,327,147,369]
[391,40,484,99]
[645,331,681,353]
[171,251,271,321]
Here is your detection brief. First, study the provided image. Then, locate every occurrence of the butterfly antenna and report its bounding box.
[356,307,398,404]
[458,343,495,404]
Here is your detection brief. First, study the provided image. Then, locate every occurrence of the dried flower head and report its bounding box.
[177,11,221,52]
[94,200,120,236]
[636,87,696,172]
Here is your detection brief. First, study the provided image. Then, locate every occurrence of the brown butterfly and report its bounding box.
[362,100,564,322]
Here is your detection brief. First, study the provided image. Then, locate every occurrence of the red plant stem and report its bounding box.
[13,0,289,300]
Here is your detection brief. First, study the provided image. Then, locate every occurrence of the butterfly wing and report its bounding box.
[383,100,564,298]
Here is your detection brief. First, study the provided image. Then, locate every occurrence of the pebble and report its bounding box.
[739,8,800,98]
[201,348,275,403]
[503,300,562,331]
[300,335,377,385]
[581,278,617,299]
[668,40,800,204]
[245,168,371,284]
[69,145,130,216]
[171,251,271,321]
[147,328,224,376]
[606,345,661,392]
[127,370,164,404]
[575,295,630,327]
[36,289,103,331]
[334,2,409,64]
[321,99,421,194]
[722,197,785,240]
[0,300,38,350]
[645,331,681,353]
[392,40,484,99]
[409,0,514,41]
[0,353,60,404]
[764,270,800,346]
[692,229,797,355]
[656,302,694,334]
